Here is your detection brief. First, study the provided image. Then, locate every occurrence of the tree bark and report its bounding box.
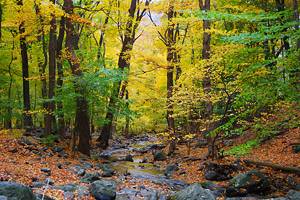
[0,2,2,40]
[5,32,15,129]
[166,0,177,155]
[244,160,300,175]
[64,0,90,156]
[294,0,300,49]
[34,1,48,131]
[57,17,66,136]
[18,0,33,129]
[199,0,215,159]
[45,0,57,135]
[98,0,142,148]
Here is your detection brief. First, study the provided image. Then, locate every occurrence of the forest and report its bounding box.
[0,0,299,199]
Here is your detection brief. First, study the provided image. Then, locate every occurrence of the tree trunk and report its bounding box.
[166,0,176,156]
[5,33,15,129]
[124,90,130,138]
[34,1,48,131]
[64,0,90,156]
[97,0,137,148]
[45,0,57,135]
[57,17,66,136]
[18,0,33,129]
[199,0,215,159]
[294,0,300,49]
[0,2,2,40]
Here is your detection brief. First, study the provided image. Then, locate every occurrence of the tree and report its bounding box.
[17,0,33,129]
[64,0,90,156]
[45,0,57,135]
[98,0,151,149]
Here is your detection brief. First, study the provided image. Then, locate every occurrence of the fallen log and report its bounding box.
[244,159,300,175]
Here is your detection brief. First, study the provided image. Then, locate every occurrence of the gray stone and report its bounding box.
[56,184,77,192]
[153,151,167,161]
[124,154,134,162]
[0,182,36,200]
[0,196,7,200]
[90,180,116,200]
[35,193,55,200]
[170,183,215,200]
[226,170,270,197]
[286,190,300,200]
[100,164,115,177]
[164,164,179,177]
[80,172,101,183]
[63,192,75,200]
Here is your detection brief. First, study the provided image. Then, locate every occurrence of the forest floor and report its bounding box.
[0,128,299,199]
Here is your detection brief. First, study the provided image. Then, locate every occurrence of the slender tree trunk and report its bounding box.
[166,0,176,155]
[46,0,57,134]
[34,1,48,131]
[64,0,90,156]
[124,90,130,138]
[199,0,215,159]
[294,0,300,49]
[57,17,66,136]
[18,0,33,129]
[97,0,137,148]
[0,3,2,41]
[5,33,15,129]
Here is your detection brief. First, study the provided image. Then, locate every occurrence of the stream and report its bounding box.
[97,136,187,199]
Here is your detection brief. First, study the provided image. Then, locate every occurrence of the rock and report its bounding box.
[41,168,51,173]
[52,146,63,153]
[124,154,134,162]
[164,164,179,177]
[153,151,167,161]
[100,164,115,177]
[226,170,270,197]
[292,145,300,153]
[80,172,101,183]
[0,196,7,200]
[286,190,300,200]
[204,162,235,181]
[81,162,93,169]
[225,198,259,200]
[32,182,45,188]
[77,168,86,176]
[99,151,112,160]
[35,193,55,200]
[18,136,33,146]
[90,180,116,200]
[0,182,36,200]
[72,165,85,176]
[201,182,225,197]
[57,163,63,169]
[78,186,90,198]
[55,184,77,192]
[64,192,75,200]
[8,148,18,153]
[170,183,215,200]
[44,178,54,185]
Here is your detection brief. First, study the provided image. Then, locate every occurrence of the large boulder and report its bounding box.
[170,183,215,200]
[226,170,270,197]
[204,162,235,181]
[0,182,36,200]
[90,180,116,200]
